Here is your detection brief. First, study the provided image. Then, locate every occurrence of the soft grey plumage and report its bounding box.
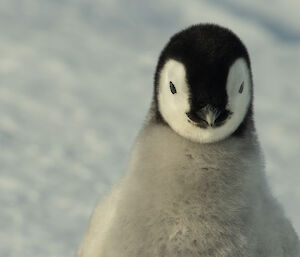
[77,24,299,257]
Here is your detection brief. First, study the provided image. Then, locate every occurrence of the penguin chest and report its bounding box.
[104,154,251,257]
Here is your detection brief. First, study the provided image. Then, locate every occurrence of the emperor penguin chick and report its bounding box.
[77,24,300,257]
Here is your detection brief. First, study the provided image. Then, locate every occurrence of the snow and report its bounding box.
[0,0,299,256]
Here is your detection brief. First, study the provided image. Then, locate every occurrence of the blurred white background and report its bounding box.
[0,0,299,256]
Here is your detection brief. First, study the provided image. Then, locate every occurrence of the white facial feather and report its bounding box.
[158,58,251,143]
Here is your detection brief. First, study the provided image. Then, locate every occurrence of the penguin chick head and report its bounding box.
[154,24,253,143]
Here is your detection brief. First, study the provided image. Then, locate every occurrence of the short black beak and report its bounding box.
[186,105,224,127]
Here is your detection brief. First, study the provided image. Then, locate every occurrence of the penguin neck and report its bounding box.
[129,120,262,208]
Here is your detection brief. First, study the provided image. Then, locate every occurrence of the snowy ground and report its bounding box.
[0,0,299,256]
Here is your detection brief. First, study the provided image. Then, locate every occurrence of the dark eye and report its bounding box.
[169,81,177,94]
[239,82,244,94]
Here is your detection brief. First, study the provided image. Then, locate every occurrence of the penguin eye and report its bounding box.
[169,81,177,94]
[239,82,244,94]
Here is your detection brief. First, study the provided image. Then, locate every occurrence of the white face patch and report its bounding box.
[158,58,251,143]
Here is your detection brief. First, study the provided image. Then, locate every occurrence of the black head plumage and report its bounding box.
[152,24,253,136]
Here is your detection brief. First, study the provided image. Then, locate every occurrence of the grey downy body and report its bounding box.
[78,117,299,257]
[77,24,299,257]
